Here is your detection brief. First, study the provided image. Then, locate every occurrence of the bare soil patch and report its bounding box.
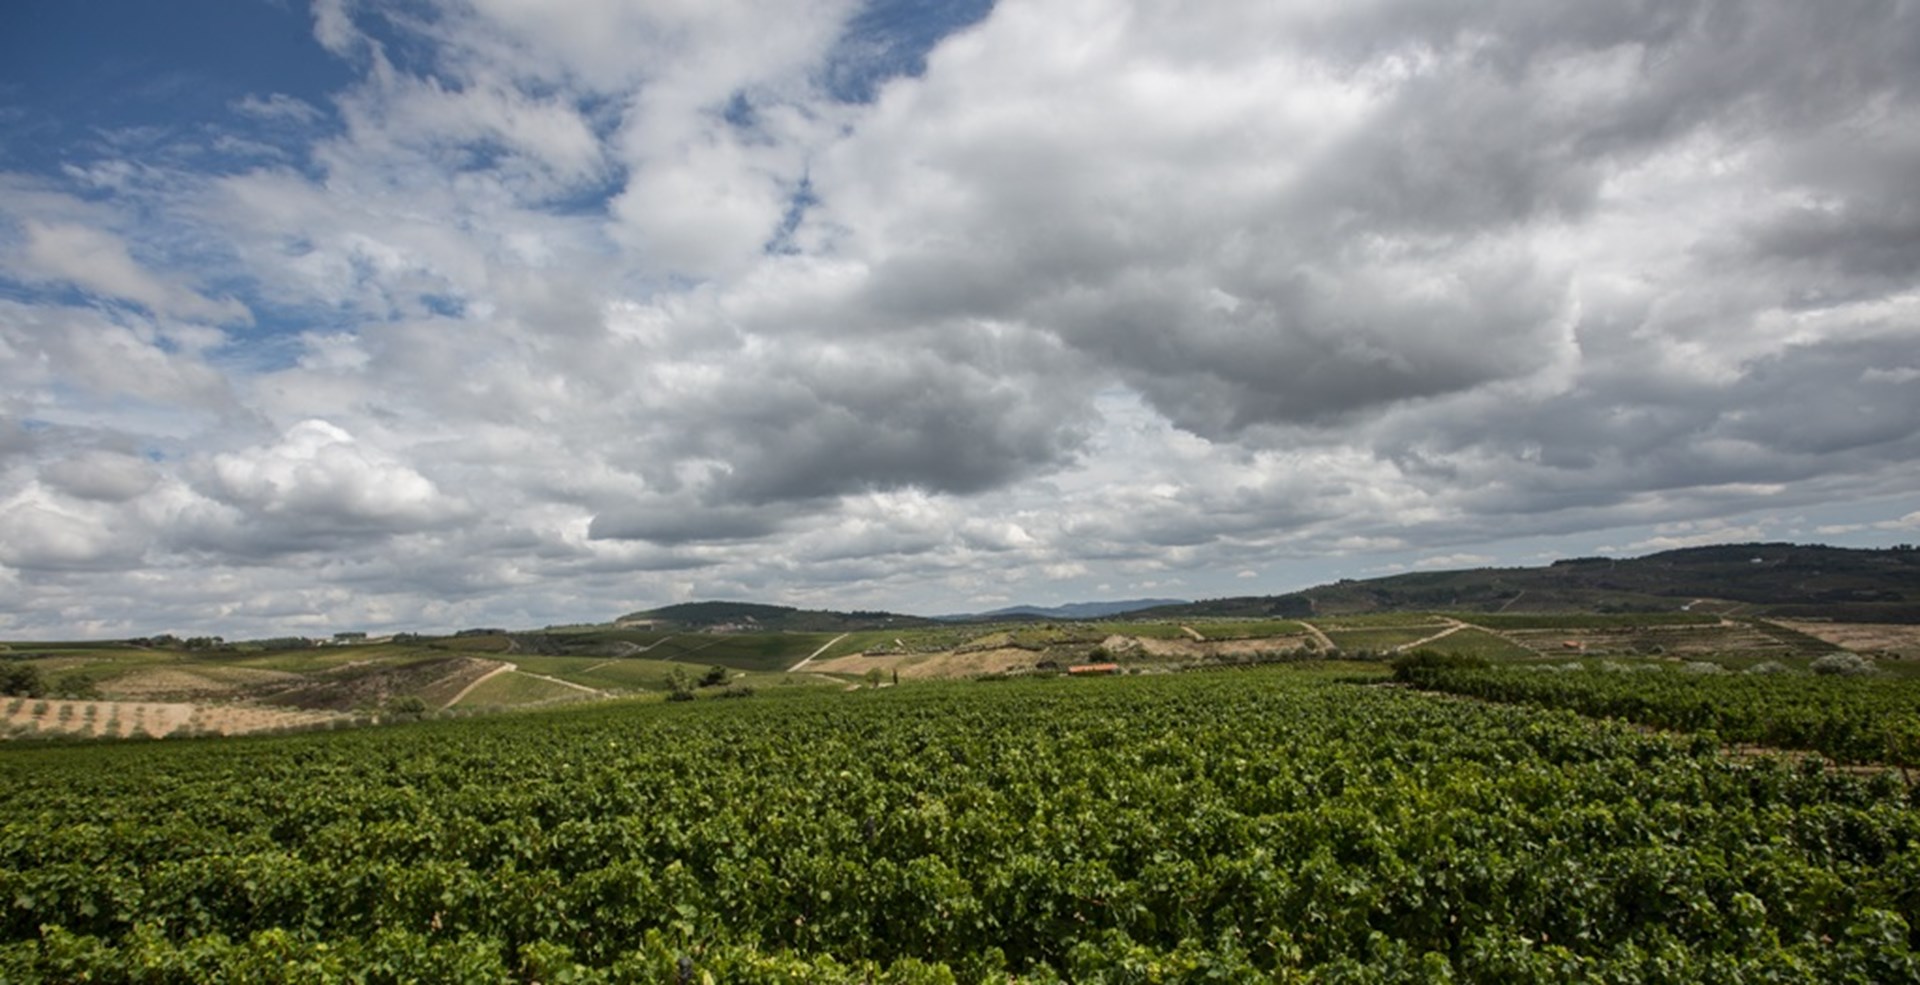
[262,655,501,711]
[1773,620,1920,658]
[103,669,242,701]
[3,698,347,740]
[809,647,1042,680]
[1113,634,1313,660]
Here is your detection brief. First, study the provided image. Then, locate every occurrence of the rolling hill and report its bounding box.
[614,601,936,632]
[1141,543,1920,622]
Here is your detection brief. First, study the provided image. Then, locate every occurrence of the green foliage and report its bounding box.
[1812,652,1875,676]
[1389,649,1490,683]
[49,672,99,701]
[1185,619,1307,639]
[700,666,730,688]
[666,667,697,702]
[1457,612,1720,630]
[1,673,1917,979]
[1403,664,1920,764]
[1325,627,1445,653]
[0,663,45,698]
[387,695,430,717]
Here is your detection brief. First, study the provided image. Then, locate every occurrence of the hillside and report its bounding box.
[1143,543,1920,622]
[937,598,1189,621]
[616,600,936,632]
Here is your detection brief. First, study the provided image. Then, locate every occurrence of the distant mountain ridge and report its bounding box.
[937,598,1190,621]
[616,601,934,632]
[1136,543,1920,623]
[618,544,1920,631]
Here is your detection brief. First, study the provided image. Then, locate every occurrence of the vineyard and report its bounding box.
[3,671,1918,981]
[1396,661,1920,768]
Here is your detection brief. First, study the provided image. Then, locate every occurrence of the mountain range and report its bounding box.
[619,543,1920,629]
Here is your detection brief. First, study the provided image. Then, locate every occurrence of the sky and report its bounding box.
[2,0,1918,638]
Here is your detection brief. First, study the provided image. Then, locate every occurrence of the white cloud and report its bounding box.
[208,419,468,531]
[41,451,159,503]
[233,93,324,124]
[1413,554,1495,570]
[1,0,1918,637]
[0,300,235,416]
[15,221,250,323]
[0,485,143,570]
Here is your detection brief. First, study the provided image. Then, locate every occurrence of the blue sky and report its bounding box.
[2,1,346,166]
[1,0,1918,638]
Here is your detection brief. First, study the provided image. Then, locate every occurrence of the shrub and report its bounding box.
[1746,661,1791,675]
[1390,649,1490,683]
[1,663,47,697]
[387,695,429,717]
[1811,652,1874,676]
[52,672,101,700]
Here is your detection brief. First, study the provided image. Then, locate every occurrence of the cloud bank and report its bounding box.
[1,0,1917,636]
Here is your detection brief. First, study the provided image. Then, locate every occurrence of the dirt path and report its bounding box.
[1180,625,1206,642]
[1393,618,1467,653]
[1453,617,1529,651]
[789,632,850,673]
[443,660,513,709]
[1298,621,1337,653]
[515,669,604,695]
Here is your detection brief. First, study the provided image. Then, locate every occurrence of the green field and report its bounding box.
[1411,626,1536,660]
[1184,619,1307,639]
[1084,621,1195,640]
[1396,660,1920,765]
[1309,613,1451,629]
[2,670,1917,980]
[451,670,590,708]
[627,633,831,672]
[1450,612,1722,630]
[1320,627,1443,653]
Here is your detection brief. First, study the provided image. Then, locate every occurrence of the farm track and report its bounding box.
[515,668,603,695]
[1392,618,1467,652]
[1297,620,1337,653]
[443,660,514,709]
[788,632,850,673]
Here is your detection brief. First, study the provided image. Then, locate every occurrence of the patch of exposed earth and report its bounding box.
[103,666,303,701]
[808,647,1042,680]
[1103,634,1316,660]
[2,697,348,740]
[260,656,505,711]
[812,633,1319,680]
[1772,620,1920,659]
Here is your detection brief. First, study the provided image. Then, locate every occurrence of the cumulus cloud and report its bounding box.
[1,0,1917,636]
[0,486,145,571]
[206,420,468,536]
